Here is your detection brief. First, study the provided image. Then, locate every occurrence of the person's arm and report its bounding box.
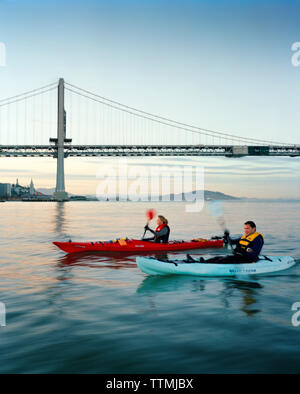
[223,231,240,246]
[142,236,155,241]
[230,237,241,246]
[245,237,263,258]
[144,224,155,235]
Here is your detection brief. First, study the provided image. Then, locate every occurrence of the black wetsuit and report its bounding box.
[202,254,256,265]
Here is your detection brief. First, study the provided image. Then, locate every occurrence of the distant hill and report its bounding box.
[92,190,241,201]
[164,190,241,201]
[37,188,240,201]
[204,190,241,200]
[35,188,300,201]
[36,188,54,196]
[37,188,75,196]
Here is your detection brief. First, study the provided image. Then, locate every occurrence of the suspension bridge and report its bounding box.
[0,78,299,200]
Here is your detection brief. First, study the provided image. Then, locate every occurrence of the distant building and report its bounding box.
[11,178,37,198]
[29,179,35,196]
[0,183,11,198]
[2,178,51,200]
[11,179,28,197]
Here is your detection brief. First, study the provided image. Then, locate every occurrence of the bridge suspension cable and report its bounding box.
[0,79,295,147]
[0,82,57,145]
[0,82,57,107]
[65,81,289,146]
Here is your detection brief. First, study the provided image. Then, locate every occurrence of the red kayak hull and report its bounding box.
[53,238,223,254]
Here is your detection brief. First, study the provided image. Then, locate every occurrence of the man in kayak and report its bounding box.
[229,221,264,261]
[196,220,264,264]
[143,215,170,243]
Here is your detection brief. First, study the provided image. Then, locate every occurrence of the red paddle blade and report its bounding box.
[146,209,156,221]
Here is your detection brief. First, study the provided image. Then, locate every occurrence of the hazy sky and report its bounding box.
[0,0,299,198]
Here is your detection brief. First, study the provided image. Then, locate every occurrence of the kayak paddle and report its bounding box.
[207,201,233,250]
[142,209,156,239]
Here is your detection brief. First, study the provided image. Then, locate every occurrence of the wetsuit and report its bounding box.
[143,224,170,243]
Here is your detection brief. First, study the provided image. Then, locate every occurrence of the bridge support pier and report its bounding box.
[52,78,69,202]
[54,146,68,201]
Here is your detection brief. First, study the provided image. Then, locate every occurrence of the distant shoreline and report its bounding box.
[2,198,300,203]
[0,188,297,203]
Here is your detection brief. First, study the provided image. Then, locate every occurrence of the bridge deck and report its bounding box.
[0,145,299,157]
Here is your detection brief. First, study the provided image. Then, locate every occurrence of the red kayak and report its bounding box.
[53,238,223,254]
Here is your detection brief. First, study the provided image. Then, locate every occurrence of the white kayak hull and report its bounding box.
[136,255,296,276]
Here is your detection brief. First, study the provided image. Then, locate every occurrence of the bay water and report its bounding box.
[0,201,299,373]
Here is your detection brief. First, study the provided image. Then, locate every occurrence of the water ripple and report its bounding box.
[0,201,300,373]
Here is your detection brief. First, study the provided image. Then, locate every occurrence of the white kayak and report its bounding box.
[136,255,296,276]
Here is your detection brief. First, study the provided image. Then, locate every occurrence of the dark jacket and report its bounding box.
[146,225,170,243]
[231,235,264,261]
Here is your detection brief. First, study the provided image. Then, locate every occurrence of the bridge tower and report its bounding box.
[50,78,71,201]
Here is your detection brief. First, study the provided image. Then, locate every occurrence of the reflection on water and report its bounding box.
[54,202,66,235]
[57,250,175,268]
[137,275,263,317]
[221,279,262,316]
[0,201,300,373]
[57,252,137,269]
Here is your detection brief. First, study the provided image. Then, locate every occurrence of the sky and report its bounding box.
[0,0,300,198]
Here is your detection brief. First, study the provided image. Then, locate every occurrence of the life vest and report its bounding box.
[239,232,264,251]
[155,223,170,243]
[156,224,167,232]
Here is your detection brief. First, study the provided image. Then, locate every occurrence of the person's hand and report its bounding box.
[144,224,150,230]
[223,229,230,242]
[224,229,230,237]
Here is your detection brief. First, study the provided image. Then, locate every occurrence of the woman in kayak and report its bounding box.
[195,220,264,264]
[143,215,170,243]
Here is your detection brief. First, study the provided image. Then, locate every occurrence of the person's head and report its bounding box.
[157,215,168,226]
[244,221,256,236]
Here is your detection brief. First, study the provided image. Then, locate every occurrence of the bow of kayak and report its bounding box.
[136,255,296,276]
[53,238,223,254]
